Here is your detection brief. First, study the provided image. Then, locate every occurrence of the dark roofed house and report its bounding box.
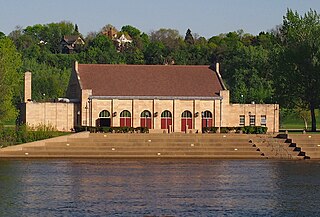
[61,35,85,54]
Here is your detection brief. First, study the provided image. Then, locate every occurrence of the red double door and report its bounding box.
[120,117,131,127]
[140,117,152,129]
[181,118,192,132]
[202,118,212,128]
[161,118,172,131]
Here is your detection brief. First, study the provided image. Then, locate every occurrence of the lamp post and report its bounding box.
[84,102,88,131]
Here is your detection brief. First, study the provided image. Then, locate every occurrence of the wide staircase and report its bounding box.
[0,133,263,159]
[0,133,312,159]
[250,134,308,160]
[285,134,320,159]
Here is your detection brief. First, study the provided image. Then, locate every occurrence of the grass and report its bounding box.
[280,109,320,130]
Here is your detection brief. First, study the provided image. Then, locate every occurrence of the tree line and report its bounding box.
[1,9,320,131]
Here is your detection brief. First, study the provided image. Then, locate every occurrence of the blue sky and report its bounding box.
[1,0,320,38]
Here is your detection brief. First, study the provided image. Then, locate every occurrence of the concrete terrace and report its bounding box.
[0,132,316,159]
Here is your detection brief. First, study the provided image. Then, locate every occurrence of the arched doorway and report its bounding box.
[97,110,111,127]
[161,110,172,131]
[120,110,131,127]
[140,110,152,129]
[181,110,192,132]
[202,110,213,128]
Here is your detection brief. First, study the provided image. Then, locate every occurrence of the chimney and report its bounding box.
[215,62,220,73]
[24,72,32,102]
[73,61,78,72]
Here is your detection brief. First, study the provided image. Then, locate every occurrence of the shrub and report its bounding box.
[74,126,149,133]
[242,126,267,134]
[202,127,218,133]
[0,124,68,147]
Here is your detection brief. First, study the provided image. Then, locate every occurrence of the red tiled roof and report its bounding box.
[77,64,225,98]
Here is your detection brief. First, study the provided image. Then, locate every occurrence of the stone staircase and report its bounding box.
[251,134,308,160]
[0,133,269,159]
[286,134,320,159]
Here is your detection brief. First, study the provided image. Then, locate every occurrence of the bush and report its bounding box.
[0,124,68,148]
[74,126,149,133]
[202,127,218,133]
[241,126,267,134]
[202,126,267,134]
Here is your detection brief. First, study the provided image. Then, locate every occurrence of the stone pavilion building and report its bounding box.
[21,62,279,133]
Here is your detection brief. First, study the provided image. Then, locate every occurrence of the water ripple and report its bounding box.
[0,159,320,216]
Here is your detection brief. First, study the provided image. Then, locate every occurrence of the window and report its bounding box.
[261,115,266,127]
[141,110,152,129]
[99,110,110,118]
[161,110,172,130]
[120,110,131,127]
[202,111,212,118]
[141,110,151,118]
[181,110,192,118]
[249,115,256,126]
[161,110,172,118]
[202,111,213,128]
[239,115,245,126]
[120,110,131,117]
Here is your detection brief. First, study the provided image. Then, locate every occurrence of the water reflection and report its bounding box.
[0,159,320,216]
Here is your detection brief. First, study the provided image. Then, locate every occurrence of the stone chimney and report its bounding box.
[73,61,78,72]
[215,62,220,73]
[24,71,32,102]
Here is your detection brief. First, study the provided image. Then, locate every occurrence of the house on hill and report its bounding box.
[102,27,133,51]
[61,35,85,54]
[21,62,279,133]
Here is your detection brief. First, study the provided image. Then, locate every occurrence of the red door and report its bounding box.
[181,118,192,132]
[181,111,192,132]
[120,117,131,127]
[141,117,151,128]
[202,118,212,128]
[161,118,172,130]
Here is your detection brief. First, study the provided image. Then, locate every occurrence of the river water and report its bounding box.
[0,159,320,217]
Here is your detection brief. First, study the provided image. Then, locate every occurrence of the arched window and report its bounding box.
[97,110,111,127]
[140,110,152,128]
[161,110,172,130]
[99,110,110,118]
[202,110,213,128]
[120,110,131,127]
[120,110,131,117]
[182,111,192,118]
[181,110,192,132]
[141,110,151,117]
[161,110,172,118]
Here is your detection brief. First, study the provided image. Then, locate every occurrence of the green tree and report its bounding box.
[0,37,22,123]
[150,28,182,51]
[184,29,194,45]
[275,9,320,131]
[222,45,273,103]
[144,42,166,64]
[80,34,120,64]
[121,25,141,38]
[22,59,70,100]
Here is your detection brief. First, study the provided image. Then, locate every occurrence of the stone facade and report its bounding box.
[21,102,78,131]
[21,62,279,133]
[21,72,79,131]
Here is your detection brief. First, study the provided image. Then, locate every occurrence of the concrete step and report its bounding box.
[21,146,259,152]
[46,142,251,147]
[0,151,264,159]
